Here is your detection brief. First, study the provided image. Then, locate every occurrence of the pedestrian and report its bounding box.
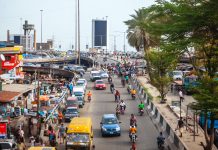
[19,128,25,140]
[176,117,184,137]
[17,137,26,150]
[58,123,66,144]
[58,111,63,124]
[179,89,184,102]
[29,136,36,146]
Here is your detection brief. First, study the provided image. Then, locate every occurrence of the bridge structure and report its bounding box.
[22,56,96,78]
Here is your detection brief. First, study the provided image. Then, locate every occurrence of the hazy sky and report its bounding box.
[0,0,155,51]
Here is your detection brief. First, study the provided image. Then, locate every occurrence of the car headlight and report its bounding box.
[116,127,120,131]
[102,127,107,131]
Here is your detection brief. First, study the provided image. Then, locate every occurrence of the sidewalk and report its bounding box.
[136,75,217,150]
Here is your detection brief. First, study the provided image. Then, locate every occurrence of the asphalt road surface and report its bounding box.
[59,72,158,150]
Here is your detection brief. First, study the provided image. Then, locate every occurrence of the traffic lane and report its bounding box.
[95,57,118,65]
[81,74,158,150]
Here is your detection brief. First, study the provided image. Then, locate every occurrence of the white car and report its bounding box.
[78,78,87,87]
[171,70,183,80]
[76,80,86,91]
[100,71,109,78]
[90,71,101,82]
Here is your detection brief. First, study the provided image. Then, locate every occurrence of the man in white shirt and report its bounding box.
[179,89,184,102]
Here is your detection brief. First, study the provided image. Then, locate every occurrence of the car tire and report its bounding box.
[102,133,105,137]
[118,133,121,136]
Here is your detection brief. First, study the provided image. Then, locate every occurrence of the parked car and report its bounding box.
[90,71,101,82]
[94,80,106,90]
[100,114,121,137]
[0,138,17,150]
[64,107,79,122]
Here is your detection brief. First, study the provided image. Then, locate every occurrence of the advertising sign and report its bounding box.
[0,123,7,139]
[92,20,107,47]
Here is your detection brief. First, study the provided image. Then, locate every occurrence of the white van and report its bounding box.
[90,71,101,82]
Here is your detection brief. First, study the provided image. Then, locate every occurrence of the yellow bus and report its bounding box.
[28,147,56,150]
[66,117,93,150]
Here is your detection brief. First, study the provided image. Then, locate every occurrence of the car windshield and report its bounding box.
[68,133,89,142]
[76,67,83,70]
[92,73,100,76]
[78,80,85,83]
[96,81,104,84]
[103,117,118,124]
[66,108,78,114]
[101,72,107,75]
[76,82,84,86]
[66,100,77,106]
[173,71,182,75]
[0,143,12,149]
[74,92,83,96]
[76,96,83,101]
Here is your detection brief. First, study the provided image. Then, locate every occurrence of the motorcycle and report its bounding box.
[130,119,137,127]
[116,110,120,120]
[115,95,120,103]
[132,94,136,100]
[139,108,144,116]
[50,140,57,147]
[130,133,137,143]
[121,80,125,87]
[108,78,112,84]
[88,96,91,102]
[120,106,125,114]
[127,87,131,94]
[110,87,114,94]
[157,137,165,149]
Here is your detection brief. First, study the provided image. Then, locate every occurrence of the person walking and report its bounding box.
[58,123,66,144]
[176,117,184,137]
[179,89,184,102]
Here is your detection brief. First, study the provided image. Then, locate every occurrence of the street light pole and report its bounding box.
[77,0,81,65]
[40,10,43,50]
[105,16,108,57]
[123,32,126,54]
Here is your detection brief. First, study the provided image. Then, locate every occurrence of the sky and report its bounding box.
[0,0,155,51]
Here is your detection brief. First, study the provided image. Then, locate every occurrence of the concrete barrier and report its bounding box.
[133,79,188,150]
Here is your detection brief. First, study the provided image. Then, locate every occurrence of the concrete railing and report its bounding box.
[131,76,189,150]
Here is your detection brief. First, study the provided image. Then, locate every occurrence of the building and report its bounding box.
[36,39,54,50]
[10,34,34,51]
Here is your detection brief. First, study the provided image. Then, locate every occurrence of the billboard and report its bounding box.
[92,20,107,47]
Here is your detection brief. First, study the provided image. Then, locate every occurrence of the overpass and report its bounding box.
[23,66,75,79]
[23,56,95,67]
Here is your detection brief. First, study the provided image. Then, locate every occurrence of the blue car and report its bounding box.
[100,114,121,137]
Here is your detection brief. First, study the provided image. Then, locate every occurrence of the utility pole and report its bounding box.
[123,32,126,54]
[40,10,43,50]
[75,0,78,64]
[77,0,81,65]
[105,16,108,57]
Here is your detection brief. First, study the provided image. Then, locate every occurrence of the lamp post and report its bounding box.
[105,16,108,57]
[40,10,43,50]
[77,0,81,65]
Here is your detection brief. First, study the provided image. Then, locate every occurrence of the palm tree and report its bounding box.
[124,8,159,79]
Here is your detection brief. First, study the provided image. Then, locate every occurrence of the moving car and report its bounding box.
[100,114,121,137]
[64,107,79,122]
[78,78,87,88]
[66,96,79,109]
[90,71,101,82]
[94,80,106,90]
[169,70,183,80]
[100,71,109,78]
[76,80,86,91]
[73,87,85,108]
[66,117,93,150]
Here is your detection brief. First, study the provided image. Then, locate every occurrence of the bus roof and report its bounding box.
[67,117,92,134]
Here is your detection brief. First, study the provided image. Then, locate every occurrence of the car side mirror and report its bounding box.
[12,143,16,148]
[100,122,102,124]
[119,121,122,123]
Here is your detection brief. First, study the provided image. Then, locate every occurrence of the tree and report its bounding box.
[148,49,176,102]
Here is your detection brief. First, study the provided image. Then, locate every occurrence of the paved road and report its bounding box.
[56,71,159,150]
